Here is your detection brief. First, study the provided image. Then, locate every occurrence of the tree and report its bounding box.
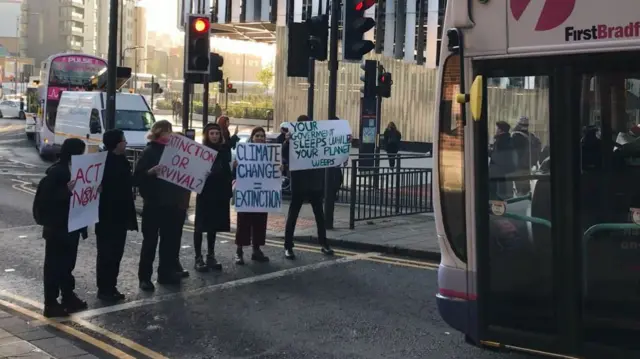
[256,66,274,93]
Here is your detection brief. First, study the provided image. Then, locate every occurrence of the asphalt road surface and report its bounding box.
[0,119,530,358]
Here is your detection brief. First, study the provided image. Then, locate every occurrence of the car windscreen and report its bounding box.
[102,110,155,131]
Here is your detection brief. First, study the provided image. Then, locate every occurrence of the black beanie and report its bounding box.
[103,129,124,151]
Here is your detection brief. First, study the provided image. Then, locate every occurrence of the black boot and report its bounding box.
[43,302,68,318]
[194,256,208,272]
[61,292,88,313]
[206,254,223,270]
[139,280,155,292]
[235,247,245,265]
[251,247,269,262]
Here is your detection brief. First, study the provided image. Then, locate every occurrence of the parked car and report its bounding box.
[0,100,25,119]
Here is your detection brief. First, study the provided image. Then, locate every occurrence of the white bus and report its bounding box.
[34,53,107,159]
[434,0,640,357]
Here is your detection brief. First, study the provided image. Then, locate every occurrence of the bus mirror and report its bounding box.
[455,75,483,121]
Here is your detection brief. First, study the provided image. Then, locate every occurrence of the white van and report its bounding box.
[55,91,155,152]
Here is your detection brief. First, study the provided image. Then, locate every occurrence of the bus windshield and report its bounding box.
[49,55,107,87]
[103,110,155,131]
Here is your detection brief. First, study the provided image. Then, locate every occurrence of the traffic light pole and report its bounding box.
[203,74,209,126]
[307,57,315,120]
[181,29,190,131]
[324,0,340,229]
[105,0,118,131]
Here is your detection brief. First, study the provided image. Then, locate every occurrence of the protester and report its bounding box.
[217,115,240,149]
[95,129,137,302]
[276,123,288,144]
[193,123,232,272]
[383,122,402,168]
[232,127,270,265]
[134,120,190,291]
[36,138,89,317]
[281,115,334,259]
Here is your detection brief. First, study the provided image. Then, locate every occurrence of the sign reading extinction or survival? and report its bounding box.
[234,143,282,213]
[288,120,352,171]
[157,134,218,194]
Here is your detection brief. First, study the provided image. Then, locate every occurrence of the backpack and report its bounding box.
[32,176,51,226]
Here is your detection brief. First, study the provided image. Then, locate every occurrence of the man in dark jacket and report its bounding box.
[282,115,334,259]
[96,129,138,302]
[134,122,191,290]
[38,138,89,318]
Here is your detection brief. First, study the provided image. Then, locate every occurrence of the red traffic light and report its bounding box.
[227,83,233,89]
[193,18,210,33]
[355,0,376,11]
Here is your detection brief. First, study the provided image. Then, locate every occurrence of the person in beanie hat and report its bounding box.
[95,129,138,302]
[192,122,233,271]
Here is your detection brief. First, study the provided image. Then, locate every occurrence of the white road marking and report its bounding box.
[73,252,378,319]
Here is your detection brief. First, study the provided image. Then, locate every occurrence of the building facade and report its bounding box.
[207,0,445,144]
[22,0,146,69]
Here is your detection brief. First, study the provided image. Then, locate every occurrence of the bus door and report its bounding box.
[472,55,583,357]
[573,52,640,358]
[473,53,640,358]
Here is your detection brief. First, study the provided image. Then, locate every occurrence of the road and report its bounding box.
[0,119,529,358]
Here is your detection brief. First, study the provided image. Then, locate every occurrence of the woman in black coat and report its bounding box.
[193,123,233,272]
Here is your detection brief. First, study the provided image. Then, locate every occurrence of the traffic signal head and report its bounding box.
[226,82,238,93]
[306,15,328,61]
[186,15,211,74]
[359,60,377,98]
[343,0,376,61]
[209,53,224,82]
[378,71,392,98]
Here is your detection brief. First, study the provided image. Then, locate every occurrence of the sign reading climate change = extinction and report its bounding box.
[288,120,352,171]
[235,143,283,213]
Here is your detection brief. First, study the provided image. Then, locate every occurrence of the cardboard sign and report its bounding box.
[288,120,352,171]
[68,152,108,232]
[234,143,283,213]
[157,134,218,194]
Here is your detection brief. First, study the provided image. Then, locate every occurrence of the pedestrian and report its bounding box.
[489,121,516,200]
[35,138,89,317]
[282,115,334,259]
[383,122,402,168]
[193,123,233,272]
[95,129,138,302]
[134,120,190,291]
[217,115,240,149]
[511,116,542,196]
[213,103,222,119]
[232,126,270,265]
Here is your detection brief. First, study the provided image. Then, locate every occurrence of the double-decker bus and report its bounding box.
[434,0,640,358]
[34,53,107,158]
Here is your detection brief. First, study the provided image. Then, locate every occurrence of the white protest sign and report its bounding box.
[157,134,218,193]
[68,152,108,232]
[288,120,352,171]
[235,143,282,213]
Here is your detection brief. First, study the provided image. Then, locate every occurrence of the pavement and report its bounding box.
[133,195,440,260]
[0,118,532,358]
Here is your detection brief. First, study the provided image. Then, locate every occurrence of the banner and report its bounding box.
[288,120,352,171]
[234,143,282,213]
[157,134,217,193]
[68,152,108,232]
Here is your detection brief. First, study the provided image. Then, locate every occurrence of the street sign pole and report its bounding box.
[324,0,340,229]
[105,0,118,131]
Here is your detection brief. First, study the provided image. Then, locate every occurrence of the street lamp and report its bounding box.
[134,57,151,91]
[120,45,142,68]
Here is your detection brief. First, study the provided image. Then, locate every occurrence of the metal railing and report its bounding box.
[345,153,433,228]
